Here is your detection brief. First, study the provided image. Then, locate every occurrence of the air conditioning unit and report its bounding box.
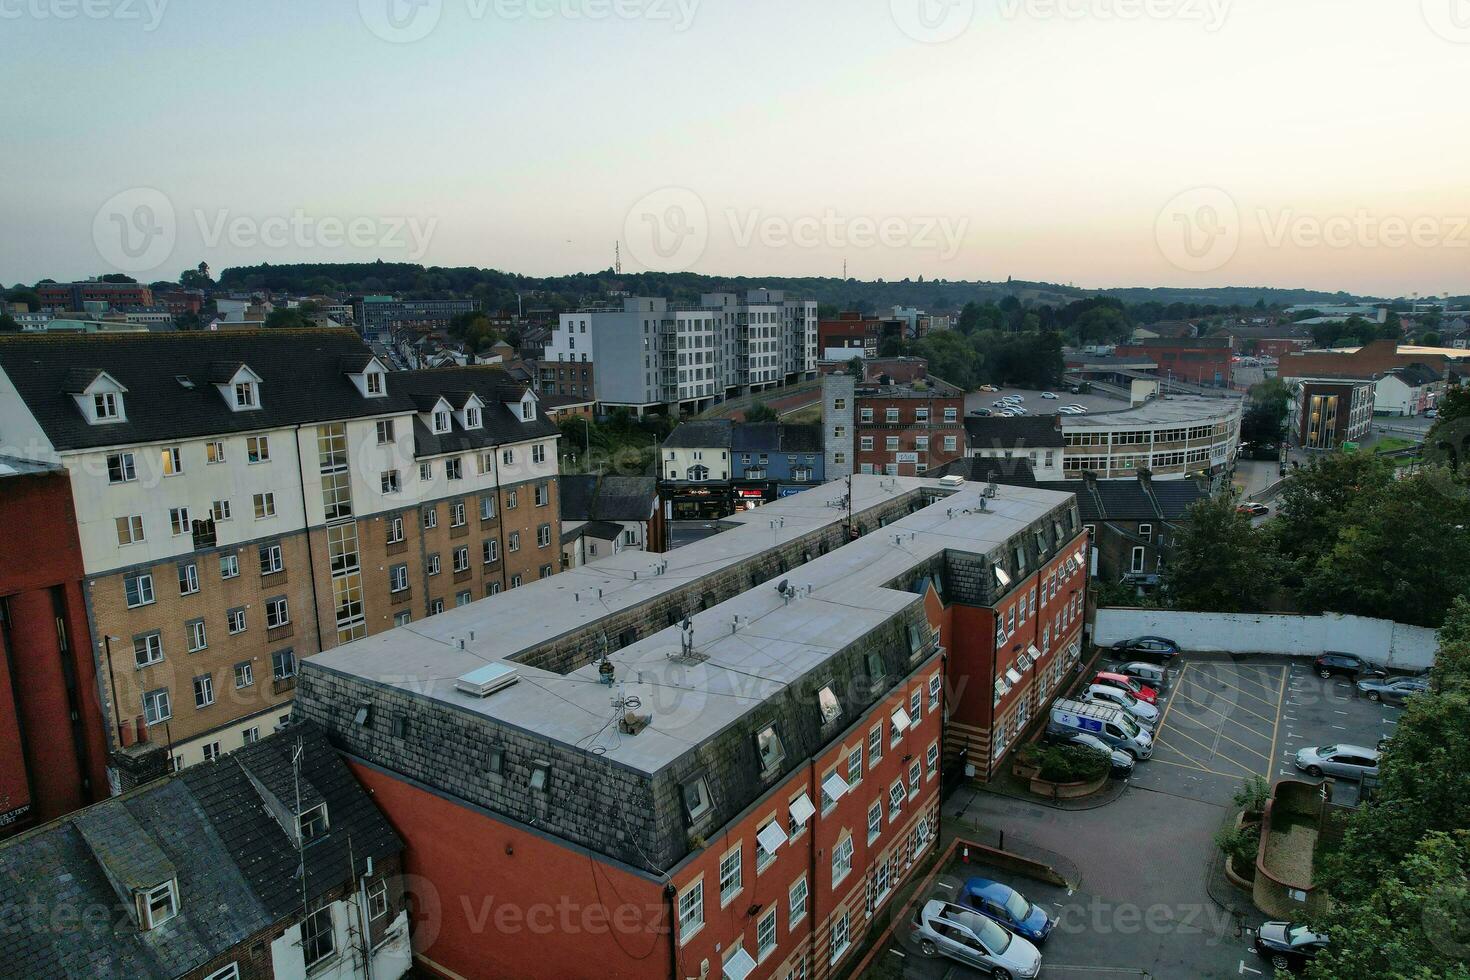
[938,474,965,488]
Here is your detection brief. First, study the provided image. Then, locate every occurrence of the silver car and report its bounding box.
[910,899,1042,979]
[1294,744,1380,780]
[1355,676,1428,706]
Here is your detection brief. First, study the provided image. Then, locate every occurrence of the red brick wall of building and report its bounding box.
[854,395,965,477]
[1115,340,1234,386]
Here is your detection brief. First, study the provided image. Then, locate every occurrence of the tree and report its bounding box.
[1423,331,1443,347]
[4,288,40,311]
[957,301,981,333]
[98,273,137,284]
[180,262,213,290]
[744,402,778,423]
[1298,468,1470,627]
[1271,453,1395,587]
[263,308,315,329]
[1439,595,1470,649]
[0,313,17,333]
[1161,496,1278,612]
[913,330,981,390]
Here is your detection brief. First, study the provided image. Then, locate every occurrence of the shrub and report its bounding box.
[1232,775,1271,814]
[1215,822,1261,869]
[1036,744,1109,783]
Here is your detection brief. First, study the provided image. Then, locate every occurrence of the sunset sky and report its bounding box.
[4,0,1468,296]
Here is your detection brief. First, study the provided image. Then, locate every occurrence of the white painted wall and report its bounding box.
[1093,608,1438,671]
[270,904,412,980]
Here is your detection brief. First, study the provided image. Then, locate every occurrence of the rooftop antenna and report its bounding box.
[615,241,622,275]
[680,617,694,659]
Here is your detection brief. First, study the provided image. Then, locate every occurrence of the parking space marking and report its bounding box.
[1190,669,1286,710]
[1154,724,1264,773]
[1268,667,1285,784]
[1162,708,1274,761]
[1165,691,1274,737]
[1148,753,1254,781]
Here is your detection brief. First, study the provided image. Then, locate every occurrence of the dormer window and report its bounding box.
[213,364,263,412]
[466,407,481,429]
[433,410,451,434]
[366,371,384,395]
[234,382,256,408]
[521,401,534,421]
[140,880,178,930]
[95,392,119,420]
[298,803,329,843]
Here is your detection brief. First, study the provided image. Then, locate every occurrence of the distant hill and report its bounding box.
[214,261,1376,313]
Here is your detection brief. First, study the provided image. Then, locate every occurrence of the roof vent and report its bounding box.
[939,475,965,488]
[175,375,196,390]
[454,663,519,698]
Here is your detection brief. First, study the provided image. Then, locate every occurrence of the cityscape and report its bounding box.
[2,5,1470,980]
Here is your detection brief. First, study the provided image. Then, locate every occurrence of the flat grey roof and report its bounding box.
[1063,396,1241,429]
[307,475,1074,775]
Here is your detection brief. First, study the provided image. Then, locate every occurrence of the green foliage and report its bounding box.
[1017,743,1110,783]
[447,312,503,353]
[1270,453,1395,588]
[1232,775,1271,814]
[0,313,17,333]
[1162,496,1278,612]
[1214,821,1261,869]
[1093,580,1154,608]
[263,307,315,329]
[743,402,778,423]
[1439,596,1470,649]
[3,288,41,311]
[1296,467,1470,628]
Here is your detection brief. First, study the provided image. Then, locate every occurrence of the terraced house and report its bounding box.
[0,329,561,782]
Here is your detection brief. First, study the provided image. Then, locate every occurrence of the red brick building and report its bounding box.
[0,459,108,838]
[1114,336,1234,387]
[37,281,154,311]
[155,289,205,315]
[818,312,881,359]
[1278,339,1464,382]
[297,477,1085,980]
[853,385,965,476]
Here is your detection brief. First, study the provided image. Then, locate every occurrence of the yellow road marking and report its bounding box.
[1267,666,1286,785]
[1180,667,1286,711]
[1151,661,1187,737]
[1164,691,1274,737]
[1161,712,1273,762]
[1153,724,1264,772]
[1146,754,1253,781]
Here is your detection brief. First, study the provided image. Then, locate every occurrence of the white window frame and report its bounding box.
[677,878,705,945]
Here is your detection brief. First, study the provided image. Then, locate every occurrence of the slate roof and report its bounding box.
[1388,362,1442,386]
[0,329,554,454]
[730,423,822,454]
[663,418,734,449]
[963,414,1065,449]
[560,474,658,523]
[933,458,1208,522]
[0,723,400,980]
[564,519,625,543]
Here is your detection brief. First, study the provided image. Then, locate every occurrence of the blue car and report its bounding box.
[960,878,1054,942]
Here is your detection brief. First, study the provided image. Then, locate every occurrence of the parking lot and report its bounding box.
[1123,655,1404,807]
[963,386,1124,420]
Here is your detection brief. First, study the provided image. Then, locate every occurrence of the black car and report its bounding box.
[1313,652,1386,680]
[1110,636,1181,663]
[1254,921,1328,972]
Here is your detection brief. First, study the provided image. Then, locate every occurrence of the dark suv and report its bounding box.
[1313,652,1386,680]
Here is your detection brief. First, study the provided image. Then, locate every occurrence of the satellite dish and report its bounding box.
[776,579,789,595]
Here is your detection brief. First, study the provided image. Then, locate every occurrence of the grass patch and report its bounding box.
[1373,436,1418,454]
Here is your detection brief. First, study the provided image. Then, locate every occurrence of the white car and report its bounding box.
[910,900,1042,979]
[1064,404,1088,414]
[1084,684,1159,727]
[1041,392,1058,399]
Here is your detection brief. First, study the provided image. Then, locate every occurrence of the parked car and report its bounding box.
[980,385,999,392]
[1294,744,1380,780]
[1313,652,1385,680]
[1236,502,1270,517]
[1109,660,1170,692]
[971,409,994,417]
[1043,730,1136,777]
[910,900,1042,979]
[1094,671,1159,704]
[1355,676,1429,706]
[1254,921,1329,972]
[1425,408,1438,420]
[1041,392,1058,400]
[1084,684,1159,727]
[1050,698,1154,760]
[959,878,1055,942]
[1111,636,1181,663]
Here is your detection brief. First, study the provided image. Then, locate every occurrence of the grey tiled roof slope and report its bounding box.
[559,474,657,522]
[934,457,1208,521]
[0,329,554,453]
[0,723,400,980]
[963,414,1065,448]
[663,419,733,449]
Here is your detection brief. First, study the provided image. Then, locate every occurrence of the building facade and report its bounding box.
[355,297,480,341]
[1113,337,1234,387]
[37,281,155,311]
[0,330,562,778]
[559,474,666,567]
[1288,378,1376,450]
[660,420,825,518]
[818,311,881,360]
[849,382,964,477]
[0,459,110,838]
[1374,364,1446,417]
[295,475,1086,980]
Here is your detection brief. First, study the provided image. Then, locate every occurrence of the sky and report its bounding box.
[3,0,1469,297]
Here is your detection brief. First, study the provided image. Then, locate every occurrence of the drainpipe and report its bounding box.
[663,882,679,980]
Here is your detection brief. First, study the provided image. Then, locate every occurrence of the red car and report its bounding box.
[1094,671,1159,704]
